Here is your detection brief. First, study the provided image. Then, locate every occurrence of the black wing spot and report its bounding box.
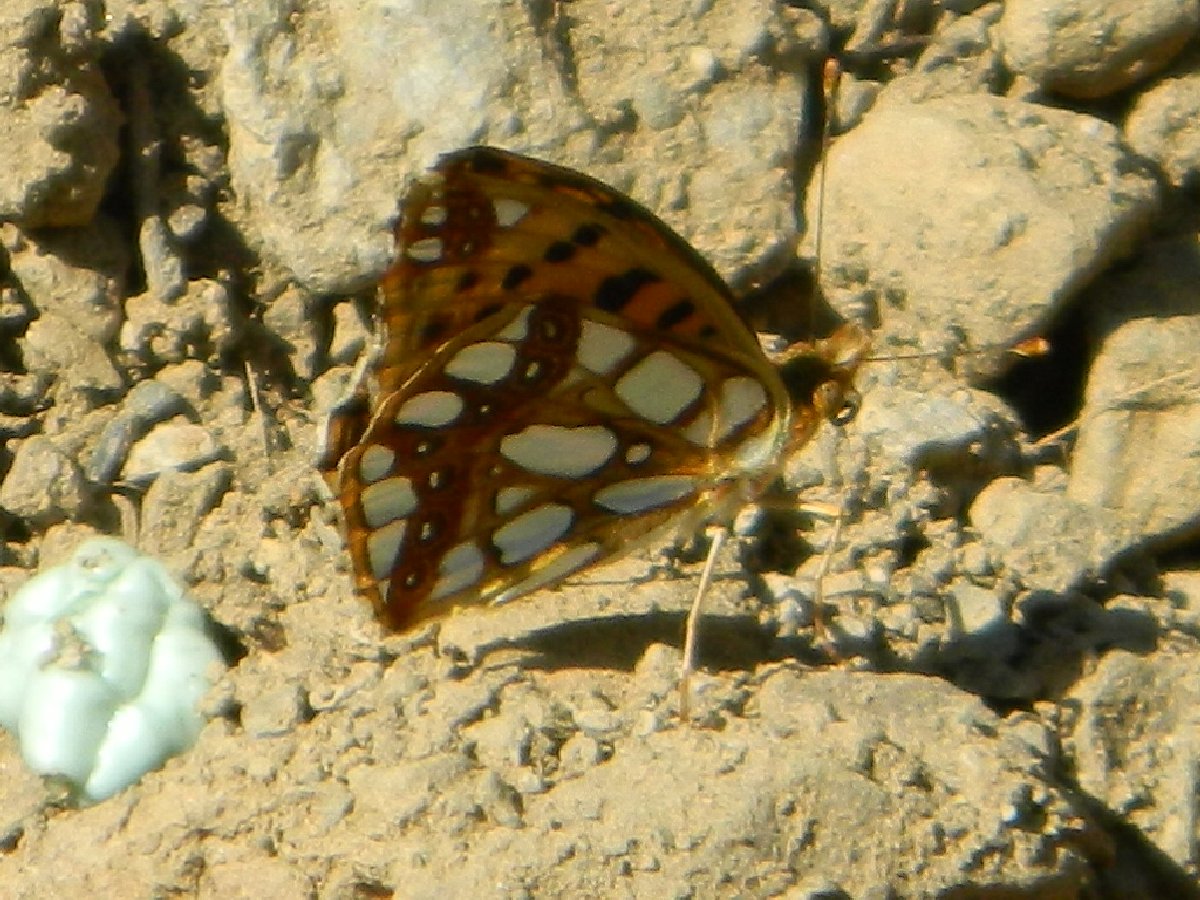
[655,299,695,330]
[543,240,576,263]
[502,264,534,290]
[599,197,638,221]
[596,267,660,313]
[572,223,605,246]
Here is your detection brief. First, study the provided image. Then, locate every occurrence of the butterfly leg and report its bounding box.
[111,489,141,547]
[678,525,728,721]
[807,496,846,658]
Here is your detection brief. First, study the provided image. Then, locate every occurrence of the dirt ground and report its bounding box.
[0,0,1199,897]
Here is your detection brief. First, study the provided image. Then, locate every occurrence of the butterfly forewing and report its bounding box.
[381,148,780,387]
[323,146,856,631]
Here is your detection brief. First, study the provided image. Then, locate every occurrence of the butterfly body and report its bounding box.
[320,146,866,631]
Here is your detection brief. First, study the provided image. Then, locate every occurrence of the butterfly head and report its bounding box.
[775,322,870,450]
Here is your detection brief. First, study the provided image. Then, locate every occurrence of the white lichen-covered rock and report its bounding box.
[0,538,226,804]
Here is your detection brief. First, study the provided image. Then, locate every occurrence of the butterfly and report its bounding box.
[318,145,868,669]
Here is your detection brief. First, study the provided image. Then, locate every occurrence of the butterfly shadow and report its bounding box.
[453,589,1167,720]
[449,605,891,678]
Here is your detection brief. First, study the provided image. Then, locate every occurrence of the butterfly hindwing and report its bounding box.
[323,146,863,630]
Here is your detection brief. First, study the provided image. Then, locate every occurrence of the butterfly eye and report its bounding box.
[814,382,860,426]
[831,390,861,426]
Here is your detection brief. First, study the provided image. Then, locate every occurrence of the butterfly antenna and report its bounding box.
[812,59,840,288]
[799,59,857,661]
[679,524,728,721]
[1034,361,1198,449]
[865,336,1051,365]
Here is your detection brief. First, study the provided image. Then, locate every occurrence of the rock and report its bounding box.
[970,472,1123,594]
[219,0,813,293]
[806,93,1160,363]
[0,435,86,526]
[2,220,126,342]
[0,0,120,226]
[1066,651,1200,891]
[998,0,1199,98]
[1071,247,1200,552]
[123,420,225,484]
[1126,68,1200,189]
[85,380,188,484]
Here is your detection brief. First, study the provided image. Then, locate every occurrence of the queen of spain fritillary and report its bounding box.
[318,146,867,673]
